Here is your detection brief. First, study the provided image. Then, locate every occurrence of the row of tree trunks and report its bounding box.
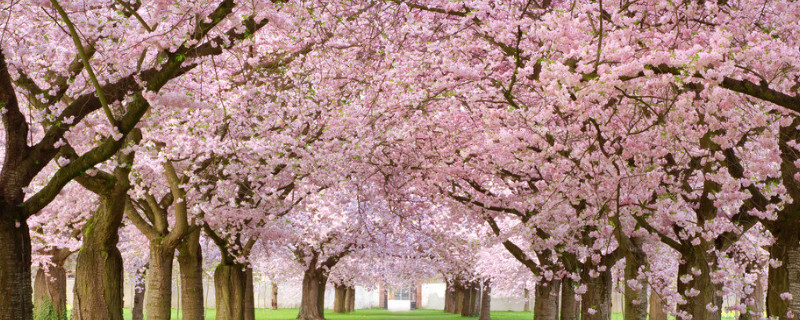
[444,278,489,318]
[333,285,356,313]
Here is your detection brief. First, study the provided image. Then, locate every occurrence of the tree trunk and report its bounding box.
[523,288,531,312]
[297,268,328,320]
[455,283,465,315]
[445,282,457,313]
[479,281,491,320]
[677,245,722,320]
[461,282,473,317]
[754,272,766,317]
[271,282,279,310]
[472,283,481,317]
[534,279,560,320]
[177,229,204,320]
[560,279,579,320]
[334,285,346,313]
[648,292,668,320]
[132,269,146,320]
[623,253,648,320]
[346,287,355,312]
[0,215,32,320]
[72,191,126,320]
[33,261,68,320]
[462,281,475,317]
[245,268,255,320]
[215,264,247,320]
[581,266,612,320]
[767,227,800,320]
[145,242,176,320]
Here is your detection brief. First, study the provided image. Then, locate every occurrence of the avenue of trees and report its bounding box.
[1,1,800,320]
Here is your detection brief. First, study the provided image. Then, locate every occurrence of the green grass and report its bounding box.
[122,308,540,320]
[121,308,740,320]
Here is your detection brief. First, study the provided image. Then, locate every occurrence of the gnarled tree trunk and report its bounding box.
[178,229,204,320]
[72,190,126,320]
[560,279,579,320]
[346,287,355,312]
[33,255,69,320]
[214,263,247,320]
[534,279,560,320]
[297,268,328,320]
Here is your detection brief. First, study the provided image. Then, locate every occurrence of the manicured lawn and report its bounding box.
[122,308,538,320]
[121,308,738,320]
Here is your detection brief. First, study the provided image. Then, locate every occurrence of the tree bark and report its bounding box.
[297,268,328,320]
[245,268,255,320]
[523,288,531,312]
[346,287,355,312]
[767,227,800,320]
[72,191,126,320]
[177,229,204,320]
[534,279,560,320]
[145,242,176,320]
[445,282,457,313]
[623,252,648,320]
[455,283,465,315]
[648,292,668,320]
[479,281,491,320]
[581,264,612,320]
[33,258,68,320]
[132,269,146,320]
[560,279,579,320]
[271,282,279,310]
[677,244,722,320]
[0,215,32,320]
[462,281,476,317]
[334,285,347,313]
[214,264,247,320]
